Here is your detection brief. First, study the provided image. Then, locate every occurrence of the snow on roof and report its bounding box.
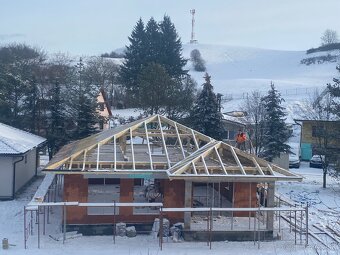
[0,123,46,155]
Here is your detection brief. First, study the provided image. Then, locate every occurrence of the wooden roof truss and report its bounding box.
[45,114,302,182]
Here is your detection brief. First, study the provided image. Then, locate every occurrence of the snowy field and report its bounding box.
[0,162,339,255]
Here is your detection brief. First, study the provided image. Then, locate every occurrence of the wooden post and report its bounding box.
[160,207,163,251]
[305,204,309,247]
[24,206,27,249]
[294,205,297,245]
[37,206,40,249]
[113,200,116,244]
[63,203,66,244]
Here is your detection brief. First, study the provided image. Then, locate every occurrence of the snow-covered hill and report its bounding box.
[183,43,339,121]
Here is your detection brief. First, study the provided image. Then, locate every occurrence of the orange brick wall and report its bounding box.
[63,176,185,224]
[233,182,257,217]
[119,179,134,216]
[64,174,88,223]
[161,179,185,223]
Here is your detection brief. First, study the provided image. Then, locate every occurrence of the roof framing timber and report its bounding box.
[44,114,302,182]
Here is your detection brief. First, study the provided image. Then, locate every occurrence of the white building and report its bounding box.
[0,123,46,200]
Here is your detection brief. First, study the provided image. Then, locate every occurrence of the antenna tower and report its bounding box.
[190,9,197,44]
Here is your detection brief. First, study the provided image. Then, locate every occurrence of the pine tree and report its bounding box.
[22,76,39,133]
[72,58,99,139]
[261,83,291,162]
[119,16,188,106]
[145,17,162,64]
[159,15,187,78]
[190,73,223,140]
[327,66,340,118]
[47,78,68,158]
[137,63,172,115]
[119,18,146,103]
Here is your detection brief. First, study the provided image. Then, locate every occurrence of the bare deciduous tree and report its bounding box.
[295,88,338,188]
[321,29,339,46]
[241,91,266,155]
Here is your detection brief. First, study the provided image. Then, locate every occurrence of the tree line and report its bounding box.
[0,44,120,157]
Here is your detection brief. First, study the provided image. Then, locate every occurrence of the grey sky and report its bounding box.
[0,0,339,55]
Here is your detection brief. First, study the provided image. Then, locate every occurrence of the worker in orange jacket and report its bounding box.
[235,130,246,151]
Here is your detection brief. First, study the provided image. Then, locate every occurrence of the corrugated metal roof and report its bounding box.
[0,123,46,155]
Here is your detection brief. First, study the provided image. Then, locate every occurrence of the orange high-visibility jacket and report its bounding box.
[236,133,246,143]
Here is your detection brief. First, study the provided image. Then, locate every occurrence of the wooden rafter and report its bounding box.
[129,128,135,170]
[230,146,246,175]
[214,146,228,175]
[157,115,171,168]
[174,122,186,159]
[144,122,153,170]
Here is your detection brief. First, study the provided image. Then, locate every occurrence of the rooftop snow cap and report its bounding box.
[0,123,46,155]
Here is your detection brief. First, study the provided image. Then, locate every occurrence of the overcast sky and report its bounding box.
[0,0,339,55]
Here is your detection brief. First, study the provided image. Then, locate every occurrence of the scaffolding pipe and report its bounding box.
[24,206,27,249]
[38,206,40,249]
[63,203,66,244]
[306,204,309,247]
[160,207,163,251]
[294,204,297,245]
[113,200,116,244]
[257,207,260,249]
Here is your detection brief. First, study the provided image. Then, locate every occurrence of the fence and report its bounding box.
[224,86,321,101]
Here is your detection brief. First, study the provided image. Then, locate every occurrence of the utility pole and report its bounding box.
[190,9,197,44]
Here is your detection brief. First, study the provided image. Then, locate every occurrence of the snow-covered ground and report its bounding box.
[183,43,339,122]
[111,44,339,123]
[0,161,339,254]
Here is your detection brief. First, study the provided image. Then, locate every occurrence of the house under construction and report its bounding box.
[43,114,302,240]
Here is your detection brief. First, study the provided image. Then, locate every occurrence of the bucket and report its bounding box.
[2,238,9,249]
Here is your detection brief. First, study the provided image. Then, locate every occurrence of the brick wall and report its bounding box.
[233,182,257,217]
[161,179,185,223]
[64,174,88,223]
[63,176,185,225]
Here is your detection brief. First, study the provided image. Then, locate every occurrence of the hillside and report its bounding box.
[183,43,339,121]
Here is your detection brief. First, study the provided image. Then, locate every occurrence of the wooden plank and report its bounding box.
[129,128,135,170]
[82,150,87,171]
[157,115,171,168]
[174,122,186,159]
[144,122,154,170]
[230,146,246,175]
[214,146,227,175]
[251,158,265,175]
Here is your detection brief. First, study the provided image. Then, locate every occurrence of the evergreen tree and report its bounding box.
[327,66,340,118]
[0,44,43,129]
[137,63,173,115]
[190,73,223,140]
[119,16,188,106]
[119,18,146,103]
[22,75,39,133]
[71,58,99,139]
[47,78,68,158]
[190,49,206,72]
[145,17,162,64]
[261,83,291,162]
[159,15,187,78]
